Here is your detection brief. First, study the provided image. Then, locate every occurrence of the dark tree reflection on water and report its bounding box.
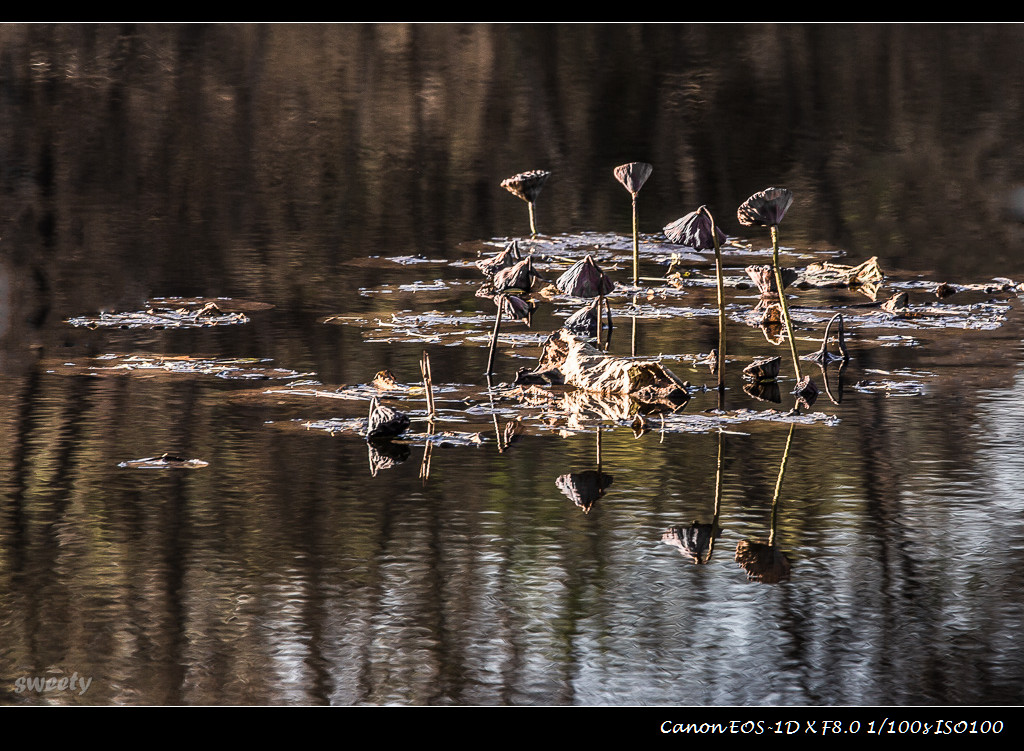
[1,24,1024,706]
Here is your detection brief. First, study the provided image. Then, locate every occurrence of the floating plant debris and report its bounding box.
[68,301,250,329]
[296,416,485,446]
[47,354,311,380]
[118,454,209,469]
[850,370,930,397]
[147,297,275,312]
[799,256,884,287]
[523,329,689,406]
[323,310,503,345]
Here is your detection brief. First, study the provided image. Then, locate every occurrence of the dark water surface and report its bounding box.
[2,24,1024,707]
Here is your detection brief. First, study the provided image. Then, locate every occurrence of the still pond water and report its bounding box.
[1,24,1024,707]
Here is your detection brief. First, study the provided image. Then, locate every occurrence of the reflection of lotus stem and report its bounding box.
[630,292,637,357]
[529,201,538,236]
[710,431,724,559]
[769,423,795,547]
[420,351,437,422]
[701,207,727,396]
[771,224,802,381]
[631,196,640,285]
[486,304,503,376]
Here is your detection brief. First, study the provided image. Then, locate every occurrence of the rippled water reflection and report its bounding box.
[2,24,1024,706]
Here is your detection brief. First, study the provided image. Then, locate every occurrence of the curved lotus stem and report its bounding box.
[771,224,803,381]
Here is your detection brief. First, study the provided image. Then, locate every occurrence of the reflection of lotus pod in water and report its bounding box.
[496,293,532,321]
[555,255,615,298]
[493,257,537,294]
[366,397,410,440]
[662,523,716,564]
[367,439,411,476]
[735,539,791,583]
[613,162,653,195]
[737,187,794,227]
[743,379,782,404]
[563,299,599,336]
[501,170,550,203]
[556,470,612,511]
[663,206,726,249]
[476,240,523,277]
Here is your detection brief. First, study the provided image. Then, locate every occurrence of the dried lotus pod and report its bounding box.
[663,206,726,249]
[493,256,538,295]
[746,265,799,297]
[476,240,523,277]
[743,355,781,382]
[501,169,550,203]
[366,397,410,440]
[613,162,653,196]
[501,170,551,236]
[737,187,794,227]
[555,255,615,298]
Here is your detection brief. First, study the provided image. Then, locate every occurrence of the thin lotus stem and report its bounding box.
[771,224,803,381]
[769,423,795,548]
[486,304,503,376]
[596,294,604,349]
[528,201,538,236]
[631,195,640,285]
[701,206,727,395]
